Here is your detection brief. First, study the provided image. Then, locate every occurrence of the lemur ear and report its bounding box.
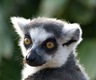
[10,17,30,37]
[63,23,82,43]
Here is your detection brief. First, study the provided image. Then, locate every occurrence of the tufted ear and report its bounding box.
[63,23,82,44]
[10,17,30,37]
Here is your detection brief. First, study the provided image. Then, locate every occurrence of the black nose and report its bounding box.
[25,49,46,66]
[26,52,37,66]
[26,50,37,64]
[26,55,36,62]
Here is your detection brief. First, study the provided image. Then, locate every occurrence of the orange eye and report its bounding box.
[46,42,54,49]
[24,38,31,45]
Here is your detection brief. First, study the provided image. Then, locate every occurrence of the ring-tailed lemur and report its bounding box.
[11,17,89,80]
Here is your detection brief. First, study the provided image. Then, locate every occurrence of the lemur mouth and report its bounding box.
[26,60,46,67]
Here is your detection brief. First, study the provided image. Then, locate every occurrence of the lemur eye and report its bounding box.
[46,42,55,49]
[41,37,58,53]
[24,34,32,47]
[24,38,31,45]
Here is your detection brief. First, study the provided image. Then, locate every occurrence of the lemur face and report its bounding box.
[11,17,82,67]
[23,27,58,66]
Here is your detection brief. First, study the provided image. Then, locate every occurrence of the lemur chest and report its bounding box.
[24,67,79,80]
[25,68,64,80]
[24,66,86,80]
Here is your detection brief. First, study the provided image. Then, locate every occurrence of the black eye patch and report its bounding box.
[62,39,77,46]
[24,34,32,49]
[41,37,58,53]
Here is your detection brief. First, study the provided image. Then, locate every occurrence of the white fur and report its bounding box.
[22,64,41,80]
[42,45,71,68]
[21,25,82,80]
[10,17,30,37]
[19,28,54,58]
[21,41,78,80]
[21,45,72,80]
[20,28,54,80]
[62,23,82,43]
[29,28,54,43]
[11,17,82,80]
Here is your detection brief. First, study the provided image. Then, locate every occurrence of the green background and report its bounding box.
[0,0,96,80]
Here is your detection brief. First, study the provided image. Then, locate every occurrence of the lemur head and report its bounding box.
[11,17,82,68]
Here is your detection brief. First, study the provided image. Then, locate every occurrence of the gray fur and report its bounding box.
[26,18,64,38]
[25,53,88,80]
[10,17,89,80]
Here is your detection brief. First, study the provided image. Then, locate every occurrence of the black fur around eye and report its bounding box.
[62,39,77,46]
[41,38,58,53]
[24,34,32,48]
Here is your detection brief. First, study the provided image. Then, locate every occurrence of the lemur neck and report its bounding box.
[63,52,77,68]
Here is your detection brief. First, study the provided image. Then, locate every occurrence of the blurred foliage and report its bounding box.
[0,0,96,80]
[78,39,96,80]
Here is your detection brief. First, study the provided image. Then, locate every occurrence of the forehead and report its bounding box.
[29,28,53,42]
[27,20,64,38]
